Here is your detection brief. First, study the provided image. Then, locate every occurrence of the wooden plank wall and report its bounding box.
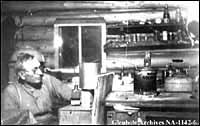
[13,17,55,68]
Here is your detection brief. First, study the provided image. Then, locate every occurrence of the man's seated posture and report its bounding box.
[2,53,72,124]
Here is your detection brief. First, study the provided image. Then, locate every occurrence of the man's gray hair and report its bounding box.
[15,53,34,74]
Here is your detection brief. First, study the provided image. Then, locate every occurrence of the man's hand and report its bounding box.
[44,66,79,73]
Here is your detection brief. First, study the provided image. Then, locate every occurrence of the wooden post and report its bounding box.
[92,72,114,124]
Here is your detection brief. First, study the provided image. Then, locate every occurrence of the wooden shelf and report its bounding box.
[107,23,184,35]
[104,43,192,52]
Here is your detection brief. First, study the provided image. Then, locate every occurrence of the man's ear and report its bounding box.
[18,71,26,80]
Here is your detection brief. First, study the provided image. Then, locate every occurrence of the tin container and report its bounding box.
[81,90,93,108]
[134,67,157,94]
[80,62,100,89]
[164,72,193,92]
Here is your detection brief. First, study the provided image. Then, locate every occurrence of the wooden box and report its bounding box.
[106,110,139,125]
[58,105,92,125]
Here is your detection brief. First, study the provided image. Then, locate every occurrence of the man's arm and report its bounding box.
[2,85,20,110]
[45,74,72,101]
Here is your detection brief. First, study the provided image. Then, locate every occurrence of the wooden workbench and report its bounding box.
[105,91,199,124]
[106,91,199,108]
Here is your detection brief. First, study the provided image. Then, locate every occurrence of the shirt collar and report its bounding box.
[21,83,36,95]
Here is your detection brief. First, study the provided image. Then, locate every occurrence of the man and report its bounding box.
[2,53,72,124]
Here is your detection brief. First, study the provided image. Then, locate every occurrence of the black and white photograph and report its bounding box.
[1,1,199,125]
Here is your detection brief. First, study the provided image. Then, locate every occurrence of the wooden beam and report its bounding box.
[12,11,171,26]
[2,1,180,13]
[14,16,55,26]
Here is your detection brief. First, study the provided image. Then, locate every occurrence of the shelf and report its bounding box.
[105,21,194,54]
[104,43,192,52]
[107,23,184,35]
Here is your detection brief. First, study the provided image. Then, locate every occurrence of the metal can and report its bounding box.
[134,67,157,95]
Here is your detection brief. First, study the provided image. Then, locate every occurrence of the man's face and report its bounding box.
[20,57,43,88]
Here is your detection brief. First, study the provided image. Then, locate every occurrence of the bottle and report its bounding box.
[132,34,136,43]
[163,4,170,23]
[71,84,81,106]
[137,112,143,125]
[136,33,140,42]
[169,32,173,41]
[177,29,183,41]
[166,63,174,77]
[162,30,168,41]
[175,7,182,24]
[154,30,159,41]
[144,51,151,67]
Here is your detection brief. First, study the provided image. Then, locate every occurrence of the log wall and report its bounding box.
[15,26,54,40]
[12,12,166,69]
[11,8,184,69]
[14,17,56,68]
